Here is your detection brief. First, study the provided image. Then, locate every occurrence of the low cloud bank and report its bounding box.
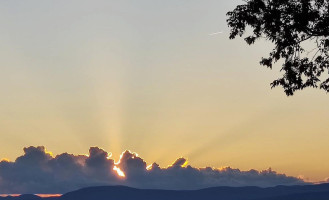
[0,146,304,194]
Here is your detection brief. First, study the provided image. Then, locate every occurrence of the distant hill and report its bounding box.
[2,183,329,200]
[0,194,42,200]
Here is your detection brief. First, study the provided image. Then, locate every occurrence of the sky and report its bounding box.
[0,0,329,187]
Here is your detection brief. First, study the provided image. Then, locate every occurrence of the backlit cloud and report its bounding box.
[0,146,305,194]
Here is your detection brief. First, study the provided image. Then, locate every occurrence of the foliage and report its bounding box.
[227,0,329,95]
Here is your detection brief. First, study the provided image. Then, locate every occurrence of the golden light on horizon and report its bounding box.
[35,194,62,198]
[0,194,62,198]
[0,194,20,197]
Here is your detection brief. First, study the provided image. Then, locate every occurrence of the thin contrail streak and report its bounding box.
[209,31,223,36]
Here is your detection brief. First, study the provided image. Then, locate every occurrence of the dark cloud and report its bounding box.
[117,151,147,176]
[85,147,115,181]
[0,146,305,194]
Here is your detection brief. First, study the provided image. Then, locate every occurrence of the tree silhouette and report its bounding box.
[227,0,329,95]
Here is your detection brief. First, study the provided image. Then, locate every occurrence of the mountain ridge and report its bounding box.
[2,183,329,200]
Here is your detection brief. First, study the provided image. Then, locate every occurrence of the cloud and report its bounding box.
[0,146,305,194]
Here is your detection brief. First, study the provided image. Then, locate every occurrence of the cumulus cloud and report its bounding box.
[0,146,305,194]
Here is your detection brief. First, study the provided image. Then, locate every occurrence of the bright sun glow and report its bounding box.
[181,160,188,168]
[115,150,139,165]
[146,164,153,170]
[113,166,125,177]
[107,152,112,159]
[0,158,10,162]
[44,148,54,157]
[115,152,125,165]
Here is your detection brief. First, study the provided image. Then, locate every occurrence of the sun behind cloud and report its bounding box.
[0,146,306,194]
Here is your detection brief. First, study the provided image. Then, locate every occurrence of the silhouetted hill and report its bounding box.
[0,195,42,200]
[256,191,329,200]
[2,183,329,200]
[60,184,329,200]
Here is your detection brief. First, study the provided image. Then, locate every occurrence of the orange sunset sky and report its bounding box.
[0,0,329,183]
